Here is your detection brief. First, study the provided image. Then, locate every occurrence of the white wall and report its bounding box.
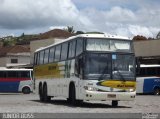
[6,53,30,67]
[134,40,160,57]
[0,57,7,67]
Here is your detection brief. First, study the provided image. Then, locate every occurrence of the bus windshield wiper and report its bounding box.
[98,66,109,81]
[117,70,125,82]
[113,67,125,82]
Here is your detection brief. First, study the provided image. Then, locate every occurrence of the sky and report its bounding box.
[0,0,160,38]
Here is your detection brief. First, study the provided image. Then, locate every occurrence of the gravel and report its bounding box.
[0,93,160,113]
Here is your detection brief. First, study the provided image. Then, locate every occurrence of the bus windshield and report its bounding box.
[86,38,132,52]
[84,53,111,80]
[84,53,135,81]
[112,54,135,81]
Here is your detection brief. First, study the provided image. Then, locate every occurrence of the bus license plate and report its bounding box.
[108,94,116,98]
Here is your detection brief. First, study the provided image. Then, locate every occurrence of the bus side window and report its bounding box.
[7,71,18,78]
[54,45,61,62]
[21,71,30,78]
[40,51,45,64]
[44,49,49,64]
[61,42,68,61]
[75,56,84,79]
[34,53,37,65]
[37,52,40,65]
[76,38,83,56]
[0,71,6,78]
[68,40,76,58]
[49,47,55,63]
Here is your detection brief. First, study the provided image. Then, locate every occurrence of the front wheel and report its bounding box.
[69,86,76,106]
[154,88,160,95]
[112,100,118,107]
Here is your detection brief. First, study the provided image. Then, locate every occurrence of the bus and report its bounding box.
[33,34,136,106]
[136,64,160,95]
[0,68,33,94]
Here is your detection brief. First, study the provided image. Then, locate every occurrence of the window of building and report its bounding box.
[11,59,18,63]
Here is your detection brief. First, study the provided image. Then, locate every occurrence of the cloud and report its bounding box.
[0,0,159,38]
[79,5,160,37]
[0,0,92,30]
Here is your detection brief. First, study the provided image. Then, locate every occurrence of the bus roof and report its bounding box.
[140,64,160,68]
[0,68,33,71]
[35,33,131,52]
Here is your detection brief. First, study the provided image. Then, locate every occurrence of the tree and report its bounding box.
[75,31,84,35]
[132,35,147,41]
[65,26,75,33]
[156,31,160,39]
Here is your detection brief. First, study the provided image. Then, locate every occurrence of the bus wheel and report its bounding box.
[22,87,30,94]
[112,100,118,107]
[154,88,160,95]
[39,84,44,102]
[69,86,76,106]
[43,84,51,102]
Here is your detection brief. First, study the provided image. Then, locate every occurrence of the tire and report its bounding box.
[39,84,44,102]
[76,100,83,105]
[112,100,118,107]
[43,84,51,102]
[154,88,160,95]
[22,87,30,94]
[69,86,76,106]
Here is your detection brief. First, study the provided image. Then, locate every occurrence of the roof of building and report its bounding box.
[0,45,30,57]
[38,29,74,40]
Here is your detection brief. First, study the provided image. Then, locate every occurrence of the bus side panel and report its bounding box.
[143,78,160,94]
[136,78,144,94]
[0,82,19,92]
[18,80,33,92]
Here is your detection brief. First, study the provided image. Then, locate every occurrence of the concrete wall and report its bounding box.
[6,54,30,67]
[0,57,7,67]
[134,40,160,57]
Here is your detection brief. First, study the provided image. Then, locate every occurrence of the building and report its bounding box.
[0,45,30,68]
[134,39,160,64]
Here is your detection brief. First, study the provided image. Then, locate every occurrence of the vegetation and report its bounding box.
[64,26,75,33]
[0,33,39,47]
[0,28,159,47]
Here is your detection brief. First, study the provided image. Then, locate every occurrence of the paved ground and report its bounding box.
[0,93,159,113]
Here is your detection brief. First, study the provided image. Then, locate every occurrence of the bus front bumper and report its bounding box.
[83,91,136,101]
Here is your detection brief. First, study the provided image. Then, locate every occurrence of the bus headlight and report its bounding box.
[129,89,135,92]
[84,86,97,91]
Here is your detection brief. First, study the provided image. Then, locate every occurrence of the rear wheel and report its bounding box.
[43,84,51,102]
[112,100,118,107]
[22,87,30,94]
[39,84,44,102]
[154,88,160,95]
